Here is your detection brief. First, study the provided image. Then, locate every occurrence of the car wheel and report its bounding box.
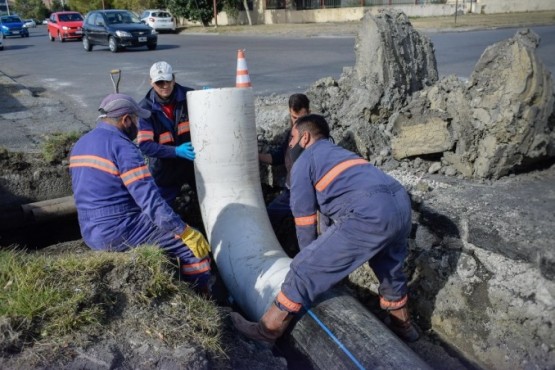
[58,32,64,42]
[108,36,118,53]
[48,31,54,41]
[83,36,92,52]
[147,43,157,50]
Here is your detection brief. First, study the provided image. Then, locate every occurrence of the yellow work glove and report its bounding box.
[180,226,211,259]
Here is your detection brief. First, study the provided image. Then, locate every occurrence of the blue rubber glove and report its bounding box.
[176,142,196,161]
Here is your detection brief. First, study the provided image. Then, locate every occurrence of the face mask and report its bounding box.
[123,117,138,141]
[290,136,305,163]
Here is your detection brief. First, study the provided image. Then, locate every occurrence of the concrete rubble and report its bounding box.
[258,9,554,370]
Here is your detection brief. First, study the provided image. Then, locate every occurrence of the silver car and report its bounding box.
[140,10,176,33]
[23,19,36,28]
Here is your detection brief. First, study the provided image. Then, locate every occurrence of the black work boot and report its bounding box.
[388,306,420,342]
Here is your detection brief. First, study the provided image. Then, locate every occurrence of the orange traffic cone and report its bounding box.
[236,49,252,88]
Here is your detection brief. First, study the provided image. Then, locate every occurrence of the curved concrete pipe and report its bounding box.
[188,87,430,369]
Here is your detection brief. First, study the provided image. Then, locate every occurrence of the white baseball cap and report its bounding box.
[150,61,173,83]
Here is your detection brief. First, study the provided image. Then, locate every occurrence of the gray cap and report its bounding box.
[98,93,151,119]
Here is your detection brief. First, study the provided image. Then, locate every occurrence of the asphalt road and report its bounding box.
[0,24,554,126]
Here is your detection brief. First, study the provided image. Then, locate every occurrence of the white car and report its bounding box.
[23,19,36,28]
[140,9,176,33]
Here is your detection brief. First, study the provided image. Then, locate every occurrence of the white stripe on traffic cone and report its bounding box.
[236,49,252,88]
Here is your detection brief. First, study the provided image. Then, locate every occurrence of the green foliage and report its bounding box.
[222,0,238,21]
[168,0,222,26]
[13,0,49,19]
[0,246,223,353]
[65,0,111,15]
[67,0,168,14]
[123,0,169,11]
[41,131,81,164]
[49,0,69,12]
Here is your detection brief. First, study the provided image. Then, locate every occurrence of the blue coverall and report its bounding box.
[266,129,293,229]
[69,122,210,284]
[138,83,195,204]
[279,139,411,312]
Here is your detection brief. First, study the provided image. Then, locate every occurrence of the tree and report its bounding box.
[168,0,222,27]
[65,0,166,15]
[14,0,49,19]
[112,0,167,12]
[49,0,69,12]
[67,0,112,14]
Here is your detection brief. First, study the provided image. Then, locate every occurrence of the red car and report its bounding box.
[47,11,84,42]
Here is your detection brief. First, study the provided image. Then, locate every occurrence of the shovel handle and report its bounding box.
[110,69,121,93]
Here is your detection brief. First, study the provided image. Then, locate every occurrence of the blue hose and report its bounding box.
[306,308,366,370]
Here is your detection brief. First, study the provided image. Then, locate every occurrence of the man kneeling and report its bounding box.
[231,114,419,342]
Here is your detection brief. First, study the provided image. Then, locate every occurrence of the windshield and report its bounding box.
[59,13,83,22]
[105,11,141,25]
[1,16,22,23]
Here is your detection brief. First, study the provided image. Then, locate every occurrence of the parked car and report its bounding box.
[0,15,29,38]
[42,19,48,25]
[139,9,176,33]
[47,11,84,42]
[82,9,157,53]
[23,19,36,28]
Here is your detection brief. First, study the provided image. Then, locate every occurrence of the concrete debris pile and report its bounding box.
[390,28,554,179]
[302,11,555,180]
[307,9,438,160]
[257,9,554,370]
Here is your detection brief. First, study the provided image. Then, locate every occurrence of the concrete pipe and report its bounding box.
[187,87,290,320]
[188,87,430,369]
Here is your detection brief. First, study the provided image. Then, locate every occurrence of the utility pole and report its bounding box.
[6,0,10,15]
[213,0,217,28]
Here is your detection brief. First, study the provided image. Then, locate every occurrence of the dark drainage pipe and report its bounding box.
[0,195,76,231]
[290,286,430,369]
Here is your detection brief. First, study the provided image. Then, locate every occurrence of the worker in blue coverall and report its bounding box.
[232,114,419,343]
[137,61,196,205]
[69,93,212,295]
[258,93,310,230]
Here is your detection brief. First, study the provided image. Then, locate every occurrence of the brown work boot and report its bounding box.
[231,304,293,343]
[388,306,420,342]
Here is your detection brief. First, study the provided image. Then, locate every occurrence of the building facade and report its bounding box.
[211,0,555,26]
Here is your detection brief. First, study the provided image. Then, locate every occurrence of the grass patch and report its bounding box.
[0,245,223,356]
[41,131,82,164]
